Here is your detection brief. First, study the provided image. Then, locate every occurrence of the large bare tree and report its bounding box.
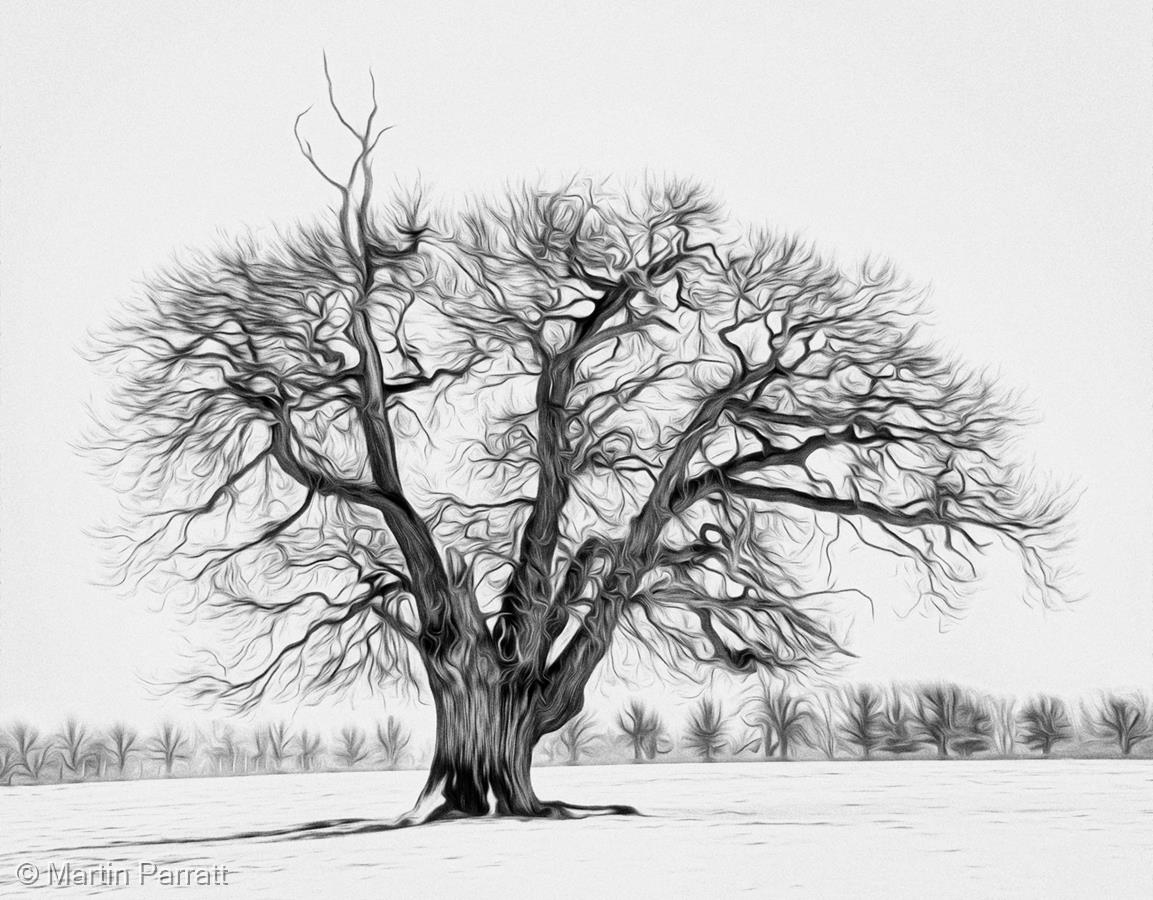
[93,72,1070,823]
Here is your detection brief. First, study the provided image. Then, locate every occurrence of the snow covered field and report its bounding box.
[2,761,1151,898]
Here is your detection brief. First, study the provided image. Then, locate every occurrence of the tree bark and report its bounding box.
[417,673,544,817]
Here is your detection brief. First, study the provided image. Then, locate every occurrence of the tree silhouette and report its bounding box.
[1083,694,1151,757]
[334,726,370,768]
[683,698,729,762]
[838,686,885,759]
[741,681,814,759]
[92,66,1069,822]
[375,716,412,768]
[106,723,141,777]
[879,686,926,757]
[547,712,602,765]
[149,722,190,777]
[1018,696,1072,756]
[616,699,669,761]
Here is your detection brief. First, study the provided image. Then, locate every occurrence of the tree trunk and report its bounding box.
[416,673,544,817]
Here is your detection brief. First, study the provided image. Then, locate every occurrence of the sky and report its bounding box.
[1,0,1151,729]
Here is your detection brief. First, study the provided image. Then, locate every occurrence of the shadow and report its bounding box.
[38,803,645,853]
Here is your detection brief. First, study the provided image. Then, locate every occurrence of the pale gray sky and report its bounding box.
[1,0,1150,728]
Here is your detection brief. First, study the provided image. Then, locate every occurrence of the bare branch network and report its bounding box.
[88,69,1072,819]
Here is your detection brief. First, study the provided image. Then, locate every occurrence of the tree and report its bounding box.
[811,693,841,760]
[54,719,99,780]
[546,712,602,765]
[879,686,926,757]
[149,722,190,777]
[335,726,370,768]
[207,724,245,774]
[6,724,53,783]
[375,717,412,768]
[297,730,324,771]
[265,722,295,771]
[838,686,885,759]
[106,723,141,777]
[91,66,1069,823]
[741,680,814,760]
[950,693,994,758]
[616,699,669,761]
[1018,696,1072,757]
[1083,694,1152,757]
[683,698,729,762]
[991,697,1018,757]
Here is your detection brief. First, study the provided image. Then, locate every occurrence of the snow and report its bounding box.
[2,761,1151,898]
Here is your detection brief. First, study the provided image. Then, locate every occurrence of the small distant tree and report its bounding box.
[375,717,412,769]
[149,722,190,777]
[106,723,141,777]
[1083,694,1152,757]
[335,726,370,768]
[811,693,840,759]
[265,722,295,772]
[6,724,53,783]
[0,745,16,785]
[549,712,602,765]
[913,684,963,758]
[838,686,885,759]
[991,697,1018,757]
[950,693,994,758]
[616,699,669,762]
[207,725,245,774]
[683,698,729,762]
[1018,696,1072,757]
[54,719,99,780]
[741,682,814,760]
[297,730,325,771]
[880,686,926,756]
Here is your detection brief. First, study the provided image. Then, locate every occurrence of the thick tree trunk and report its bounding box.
[417,675,544,817]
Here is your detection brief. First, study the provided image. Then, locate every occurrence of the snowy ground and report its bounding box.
[2,761,1150,898]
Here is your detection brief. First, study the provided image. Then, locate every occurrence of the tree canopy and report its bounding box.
[90,73,1071,820]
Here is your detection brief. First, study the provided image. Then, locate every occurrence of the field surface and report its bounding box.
[2,761,1151,898]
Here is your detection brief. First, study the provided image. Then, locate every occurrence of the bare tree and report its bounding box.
[879,685,926,757]
[741,680,814,760]
[1018,696,1072,757]
[683,698,729,762]
[297,730,324,771]
[149,722,190,777]
[1083,694,1152,757]
[991,697,1018,757]
[616,699,669,761]
[54,719,99,781]
[375,716,412,768]
[838,686,885,760]
[811,693,841,760]
[546,712,602,765]
[265,722,295,771]
[106,723,141,778]
[91,65,1070,822]
[334,726,370,769]
[5,724,53,783]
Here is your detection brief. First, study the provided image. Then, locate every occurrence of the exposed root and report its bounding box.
[534,800,643,819]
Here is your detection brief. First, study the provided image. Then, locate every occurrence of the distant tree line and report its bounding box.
[2,686,1150,785]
